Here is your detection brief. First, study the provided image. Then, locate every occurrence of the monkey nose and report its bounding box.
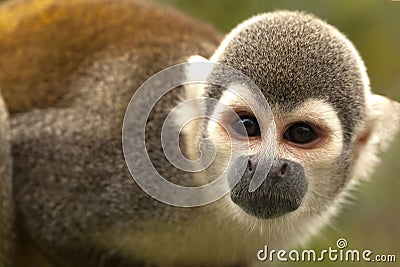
[279,162,289,176]
[230,158,308,219]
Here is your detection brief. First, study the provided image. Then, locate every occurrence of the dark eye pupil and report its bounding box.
[284,123,317,144]
[232,116,261,137]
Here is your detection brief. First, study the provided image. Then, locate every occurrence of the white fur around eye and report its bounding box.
[276,99,343,162]
[207,89,241,133]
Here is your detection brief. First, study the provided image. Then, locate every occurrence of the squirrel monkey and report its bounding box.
[0,0,399,266]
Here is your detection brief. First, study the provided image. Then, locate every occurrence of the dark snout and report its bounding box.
[230,158,307,219]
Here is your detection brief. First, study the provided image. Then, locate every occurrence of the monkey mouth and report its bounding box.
[230,159,307,219]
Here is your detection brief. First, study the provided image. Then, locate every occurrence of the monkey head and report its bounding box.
[180,11,400,247]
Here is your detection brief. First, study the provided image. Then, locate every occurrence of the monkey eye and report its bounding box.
[284,122,318,144]
[232,116,261,137]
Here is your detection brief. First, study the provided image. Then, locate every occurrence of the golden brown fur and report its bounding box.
[0,0,221,266]
[0,0,221,113]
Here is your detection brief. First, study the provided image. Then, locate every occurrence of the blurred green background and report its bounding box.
[157,1,400,267]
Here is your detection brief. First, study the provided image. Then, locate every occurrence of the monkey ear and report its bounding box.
[185,55,211,98]
[171,55,211,133]
[353,94,400,180]
[363,94,400,151]
[188,55,209,63]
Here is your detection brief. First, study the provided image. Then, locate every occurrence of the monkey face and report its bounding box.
[203,89,345,221]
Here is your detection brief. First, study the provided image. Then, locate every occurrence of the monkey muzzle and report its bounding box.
[230,157,307,219]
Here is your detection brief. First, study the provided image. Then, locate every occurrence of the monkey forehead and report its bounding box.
[209,11,369,138]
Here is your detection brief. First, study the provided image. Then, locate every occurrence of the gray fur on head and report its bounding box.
[210,11,368,140]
